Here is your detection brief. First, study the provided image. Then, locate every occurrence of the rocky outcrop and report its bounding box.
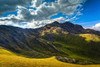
[56,56,93,65]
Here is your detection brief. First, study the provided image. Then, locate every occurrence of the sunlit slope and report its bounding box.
[0,47,100,67]
[51,34,100,64]
[80,34,100,42]
[0,47,17,56]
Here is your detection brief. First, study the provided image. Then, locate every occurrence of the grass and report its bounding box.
[1,33,100,67]
[80,34,100,42]
[41,27,68,36]
[0,47,100,67]
[50,34,100,64]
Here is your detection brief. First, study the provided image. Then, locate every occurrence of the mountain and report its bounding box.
[38,21,100,36]
[0,21,100,65]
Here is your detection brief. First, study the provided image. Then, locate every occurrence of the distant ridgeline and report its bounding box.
[0,21,100,65]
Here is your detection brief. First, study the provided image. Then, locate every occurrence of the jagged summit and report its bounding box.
[37,21,100,35]
[53,21,59,24]
[39,21,84,34]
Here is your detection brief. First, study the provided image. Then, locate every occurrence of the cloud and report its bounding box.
[6,17,65,28]
[31,0,43,7]
[91,23,100,31]
[0,0,32,16]
[0,0,87,28]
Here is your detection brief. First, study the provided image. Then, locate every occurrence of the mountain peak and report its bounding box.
[62,21,75,27]
[38,21,85,34]
[53,21,59,24]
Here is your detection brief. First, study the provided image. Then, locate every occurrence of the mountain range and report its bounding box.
[0,21,100,65]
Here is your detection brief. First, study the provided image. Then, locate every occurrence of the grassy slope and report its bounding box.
[50,34,100,64]
[0,47,100,67]
[80,34,100,42]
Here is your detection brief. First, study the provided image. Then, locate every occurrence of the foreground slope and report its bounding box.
[0,47,100,67]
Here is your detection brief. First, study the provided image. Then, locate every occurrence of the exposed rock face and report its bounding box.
[60,22,84,33]
[56,56,93,65]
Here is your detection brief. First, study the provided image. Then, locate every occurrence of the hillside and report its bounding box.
[80,34,100,42]
[0,21,100,66]
[0,47,100,67]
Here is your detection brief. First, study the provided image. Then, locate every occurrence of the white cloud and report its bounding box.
[31,0,43,7]
[0,0,87,28]
[11,17,65,28]
[0,21,13,25]
[91,23,100,31]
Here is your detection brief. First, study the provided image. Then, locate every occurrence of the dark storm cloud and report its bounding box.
[0,0,32,16]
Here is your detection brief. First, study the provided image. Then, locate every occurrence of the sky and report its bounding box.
[75,0,100,29]
[0,0,100,31]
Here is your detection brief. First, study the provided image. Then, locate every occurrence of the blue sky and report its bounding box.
[50,0,100,28]
[0,0,100,30]
[75,0,100,27]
